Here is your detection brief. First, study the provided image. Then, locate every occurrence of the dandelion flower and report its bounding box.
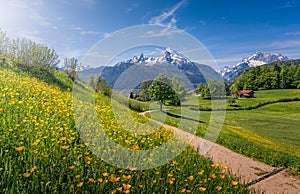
[23,173,30,178]
[60,137,67,141]
[109,174,120,183]
[77,182,84,187]
[30,166,37,173]
[102,172,108,176]
[187,176,194,181]
[198,170,204,175]
[61,145,69,150]
[88,178,95,183]
[122,175,131,180]
[117,187,122,191]
[232,180,238,186]
[15,146,24,151]
[122,184,131,190]
[199,187,206,192]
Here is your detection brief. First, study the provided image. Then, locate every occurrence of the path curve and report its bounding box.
[140,110,300,193]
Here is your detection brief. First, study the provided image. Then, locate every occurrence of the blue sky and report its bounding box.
[0,0,300,68]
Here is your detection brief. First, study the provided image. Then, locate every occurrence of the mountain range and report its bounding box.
[80,48,221,89]
[220,52,288,81]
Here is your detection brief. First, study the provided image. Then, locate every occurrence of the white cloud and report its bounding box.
[126,3,140,13]
[149,0,187,28]
[285,31,300,36]
[71,27,104,36]
[80,30,103,36]
[141,27,184,38]
[268,40,300,49]
[272,1,299,10]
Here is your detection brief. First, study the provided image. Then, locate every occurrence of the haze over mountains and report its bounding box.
[220,52,288,81]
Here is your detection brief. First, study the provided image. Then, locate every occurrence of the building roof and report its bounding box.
[240,90,254,97]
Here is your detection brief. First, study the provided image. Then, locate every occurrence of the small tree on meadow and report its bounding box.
[148,74,186,110]
[63,57,79,81]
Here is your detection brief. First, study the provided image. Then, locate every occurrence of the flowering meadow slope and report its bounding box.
[0,68,248,193]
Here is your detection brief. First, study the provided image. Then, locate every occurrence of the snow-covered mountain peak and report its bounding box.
[241,52,288,67]
[123,48,190,66]
[221,52,288,81]
[156,47,190,65]
[131,53,145,63]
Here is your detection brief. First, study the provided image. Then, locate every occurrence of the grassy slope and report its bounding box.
[148,90,300,176]
[0,67,248,193]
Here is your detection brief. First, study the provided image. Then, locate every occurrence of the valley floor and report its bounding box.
[141,110,300,193]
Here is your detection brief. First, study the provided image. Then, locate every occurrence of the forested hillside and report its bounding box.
[231,60,300,91]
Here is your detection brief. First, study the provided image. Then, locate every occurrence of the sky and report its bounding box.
[0,0,300,68]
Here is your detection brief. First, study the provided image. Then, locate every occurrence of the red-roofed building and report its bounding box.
[239,90,254,98]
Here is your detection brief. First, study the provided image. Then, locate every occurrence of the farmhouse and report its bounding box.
[240,90,254,98]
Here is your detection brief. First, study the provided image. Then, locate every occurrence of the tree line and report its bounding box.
[0,29,81,81]
[195,80,230,99]
[231,60,300,92]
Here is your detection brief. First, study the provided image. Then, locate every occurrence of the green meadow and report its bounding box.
[0,66,248,193]
[147,90,300,176]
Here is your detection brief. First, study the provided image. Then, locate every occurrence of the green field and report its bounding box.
[148,90,300,176]
[184,89,300,110]
[0,67,248,193]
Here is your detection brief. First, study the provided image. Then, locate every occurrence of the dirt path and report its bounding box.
[140,110,300,193]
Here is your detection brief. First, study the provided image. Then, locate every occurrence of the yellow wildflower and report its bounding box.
[199,187,206,192]
[108,174,120,183]
[61,145,69,150]
[23,173,30,178]
[232,180,238,186]
[123,184,131,190]
[198,170,204,175]
[15,146,24,151]
[77,182,84,187]
[187,176,194,181]
[103,172,108,176]
[117,187,122,191]
[122,175,131,180]
[98,178,103,183]
[88,178,95,183]
[60,137,67,141]
[30,166,37,173]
